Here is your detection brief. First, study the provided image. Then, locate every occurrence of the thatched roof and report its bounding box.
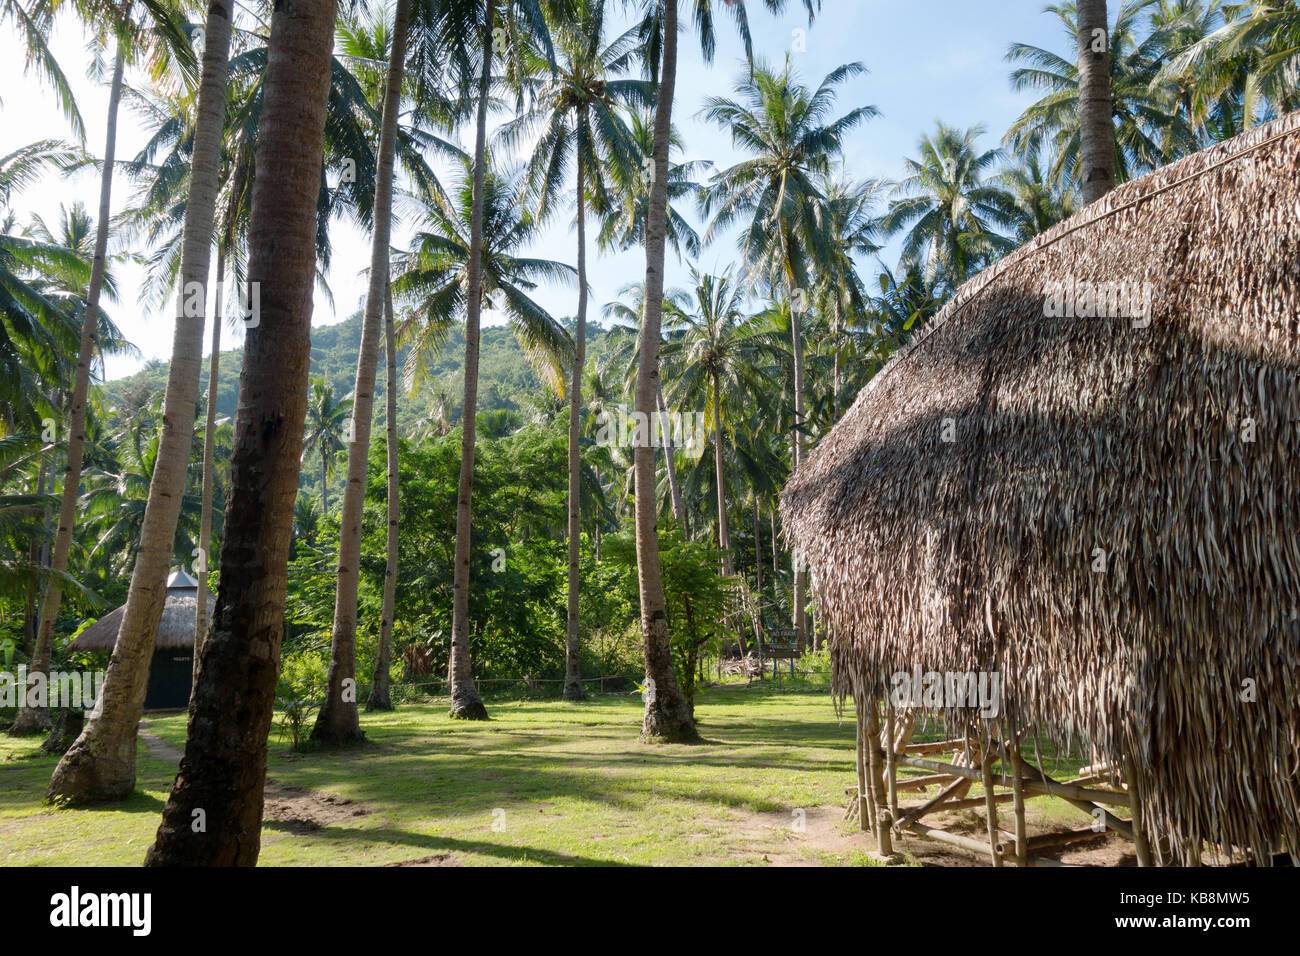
[70,570,210,652]
[782,112,1300,863]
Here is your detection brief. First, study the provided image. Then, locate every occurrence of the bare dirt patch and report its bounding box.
[385,853,461,867]
[262,780,370,833]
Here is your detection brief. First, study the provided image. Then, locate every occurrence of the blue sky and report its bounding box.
[0,1,1066,380]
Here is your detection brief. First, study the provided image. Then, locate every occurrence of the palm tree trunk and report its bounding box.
[145,0,339,866]
[366,282,398,713]
[770,506,778,578]
[49,1,235,801]
[712,372,747,657]
[193,248,226,692]
[752,497,762,596]
[656,379,685,527]
[446,0,496,721]
[789,283,808,653]
[1078,0,1116,204]
[320,447,329,514]
[11,41,126,737]
[634,0,694,741]
[314,0,410,746]
[563,142,587,702]
[831,293,842,422]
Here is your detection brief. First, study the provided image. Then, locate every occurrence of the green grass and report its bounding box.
[0,686,875,867]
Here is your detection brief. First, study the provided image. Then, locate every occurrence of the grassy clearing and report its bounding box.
[0,686,1107,866]
[1,687,867,866]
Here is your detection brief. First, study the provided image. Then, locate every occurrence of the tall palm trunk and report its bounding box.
[145,0,339,866]
[320,446,330,513]
[656,379,685,527]
[831,293,842,422]
[366,283,398,712]
[11,41,126,737]
[712,372,746,656]
[563,144,588,702]
[752,497,762,596]
[1078,0,1116,204]
[193,247,226,690]
[788,275,808,653]
[49,2,235,800]
[634,0,694,741]
[314,0,411,745]
[770,506,778,577]
[446,0,496,721]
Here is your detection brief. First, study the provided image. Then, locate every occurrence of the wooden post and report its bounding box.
[1011,740,1028,867]
[1126,758,1153,867]
[864,698,892,855]
[885,702,900,829]
[855,697,871,833]
[981,743,1003,867]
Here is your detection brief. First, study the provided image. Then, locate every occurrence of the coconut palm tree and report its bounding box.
[501,0,651,701]
[601,282,689,525]
[596,112,707,260]
[881,122,1016,294]
[1005,0,1199,193]
[700,56,875,653]
[0,145,89,432]
[663,266,780,657]
[314,0,414,746]
[146,0,339,867]
[1078,0,1118,201]
[0,0,86,141]
[419,0,556,721]
[996,148,1080,241]
[302,377,353,516]
[392,156,575,720]
[628,0,820,741]
[48,0,236,803]
[12,21,128,736]
[1160,1,1300,131]
[818,175,884,421]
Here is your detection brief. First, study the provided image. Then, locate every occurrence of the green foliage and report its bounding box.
[604,525,740,714]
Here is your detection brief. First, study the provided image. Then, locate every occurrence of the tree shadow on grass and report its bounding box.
[282,824,633,866]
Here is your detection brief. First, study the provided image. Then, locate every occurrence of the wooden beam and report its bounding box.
[895,753,1131,808]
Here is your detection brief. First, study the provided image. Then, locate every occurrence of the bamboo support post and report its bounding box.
[864,700,893,855]
[885,703,899,828]
[1126,758,1153,868]
[855,698,871,834]
[1010,740,1028,867]
[980,748,1003,867]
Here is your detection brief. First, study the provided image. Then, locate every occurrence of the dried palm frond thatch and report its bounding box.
[782,112,1300,865]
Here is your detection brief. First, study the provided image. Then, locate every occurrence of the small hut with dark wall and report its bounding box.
[782,113,1300,866]
[70,569,210,710]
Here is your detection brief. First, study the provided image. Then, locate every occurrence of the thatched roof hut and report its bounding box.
[782,113,1300,864]
[71,570,208,652]
[70,570,209,710]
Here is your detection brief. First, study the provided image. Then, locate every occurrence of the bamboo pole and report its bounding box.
[981,748,1003,867]
[886,702,900,828]
[1126,758,1153,867]
[896,773,959,792]
[855,697,871,833]
[864,698,892,855]
[896,776,971,830]
[896,754,1132,808]
[1011,744,1028,867]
